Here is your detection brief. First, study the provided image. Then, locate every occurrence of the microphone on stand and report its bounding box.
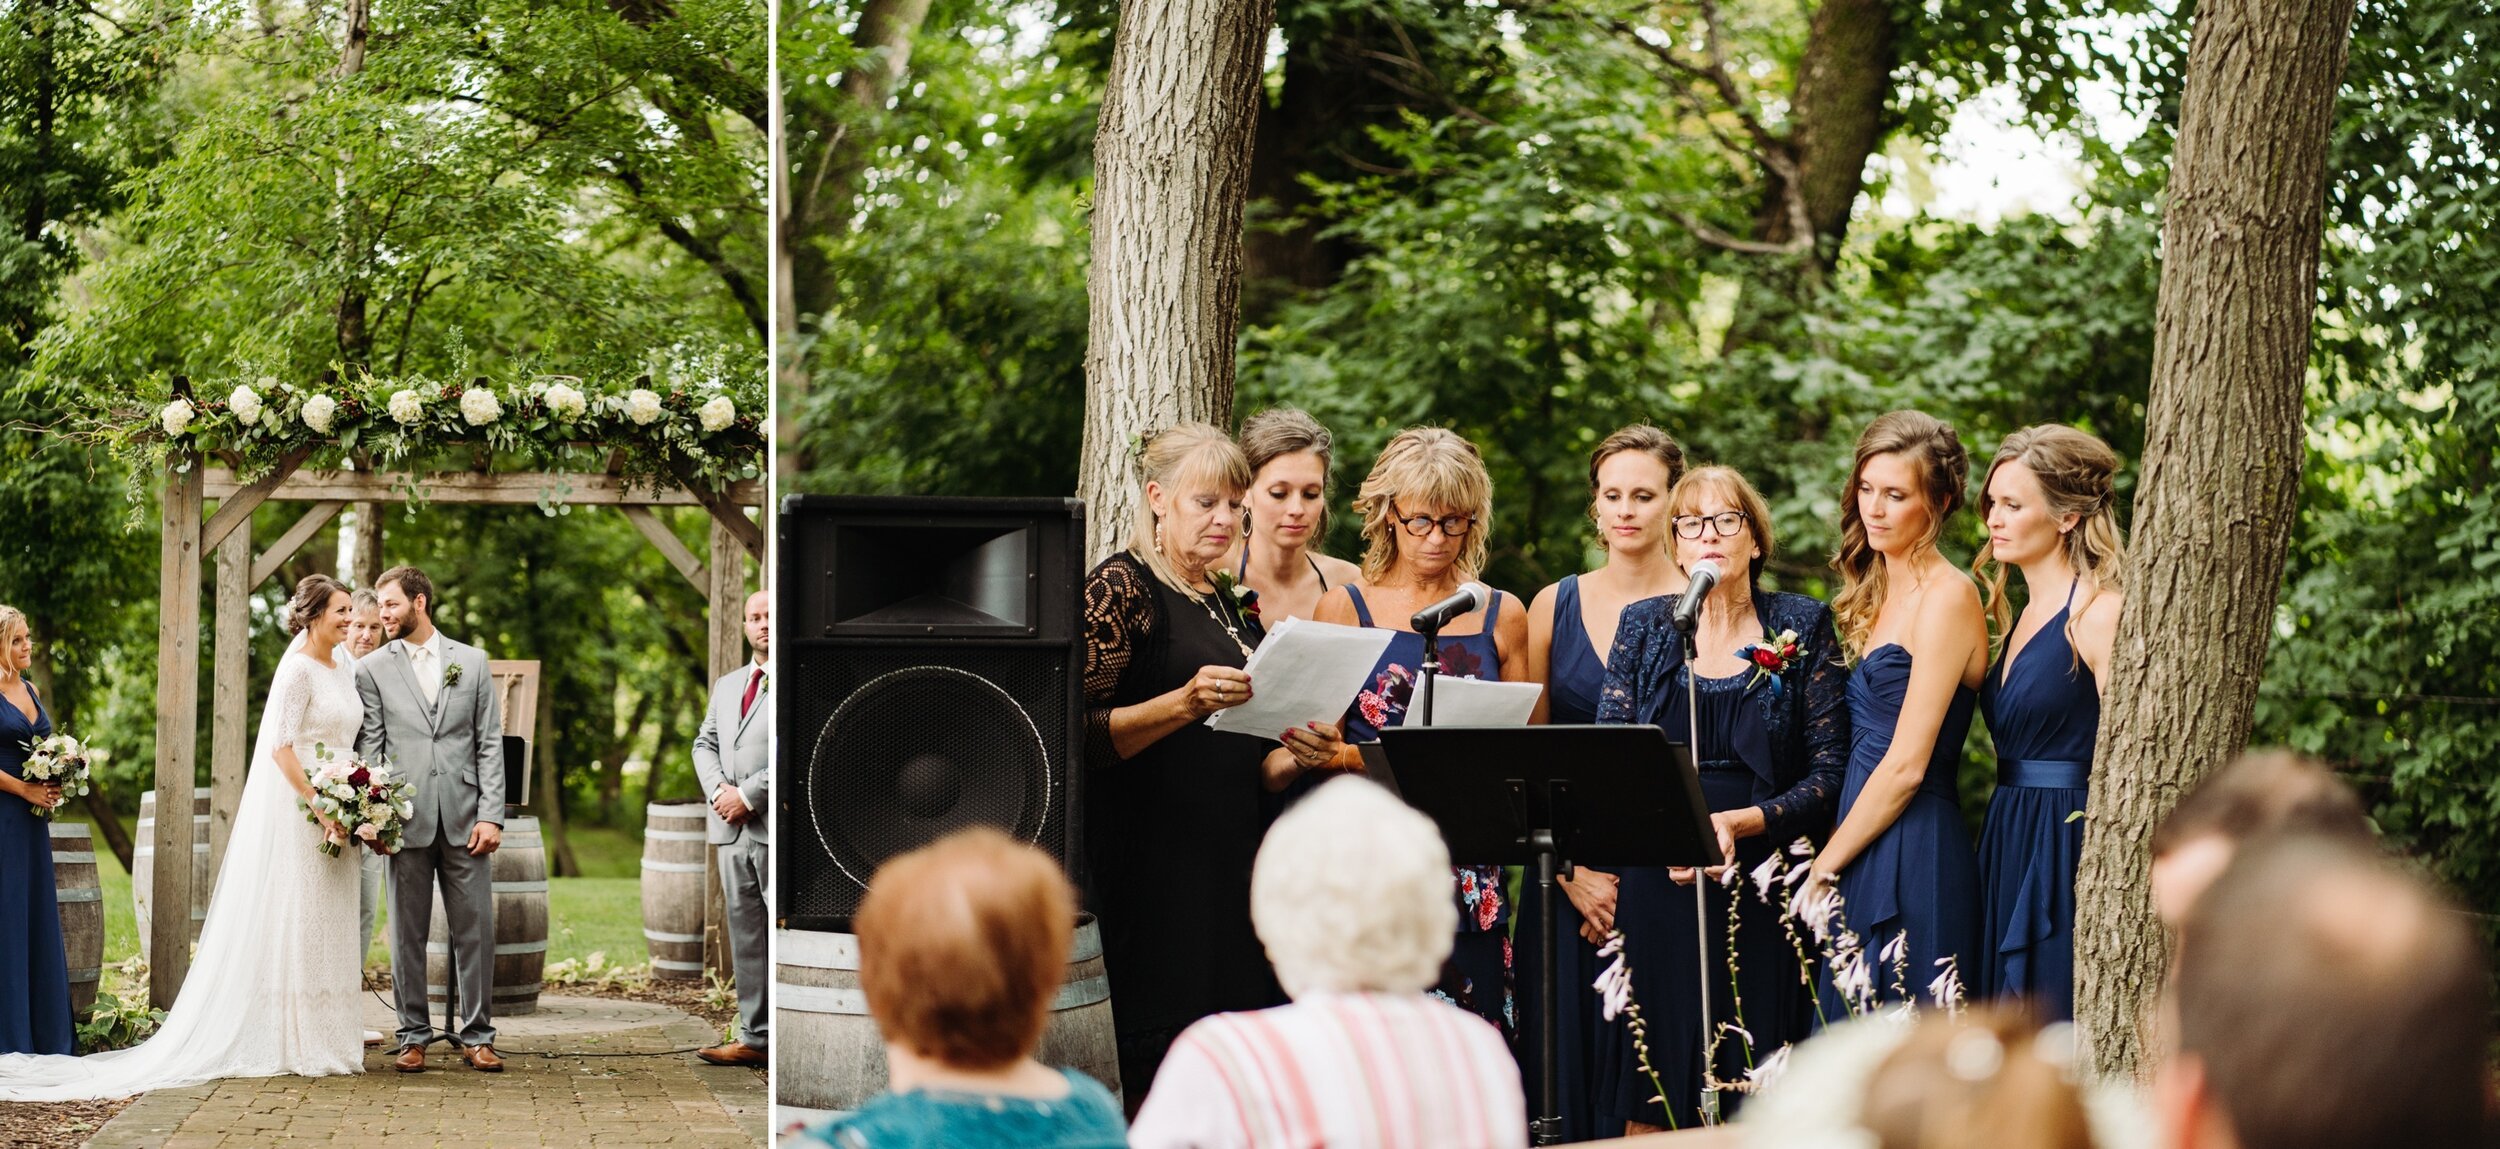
[1671,560,1723,634]
[1411,582,1492,633]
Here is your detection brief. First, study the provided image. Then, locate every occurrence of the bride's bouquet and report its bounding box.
[19,733,92,819]
[298,743,415,858]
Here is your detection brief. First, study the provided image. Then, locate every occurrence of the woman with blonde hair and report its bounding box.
[1308,426,1529,1037]
[1079,424,1342,1096]
[0,606,73,1055]
[1808,410,1987,1010]
[1225,408,1362,627]
[1972,425,2127,1021]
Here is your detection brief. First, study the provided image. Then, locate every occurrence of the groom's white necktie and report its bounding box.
[413,643,442,708]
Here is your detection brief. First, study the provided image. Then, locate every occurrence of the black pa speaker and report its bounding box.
[776,494,1087,929]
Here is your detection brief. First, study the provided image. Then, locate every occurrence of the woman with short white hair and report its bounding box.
[1128,776,1527,1149]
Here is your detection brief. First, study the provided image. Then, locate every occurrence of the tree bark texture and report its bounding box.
[1079,0,1277,561]
[1766,0,1896,258]
[2073,0,2356,1082]
[781,0,935,476]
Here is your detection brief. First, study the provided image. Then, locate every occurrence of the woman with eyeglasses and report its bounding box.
[1590,466,1851,1132]
[1512,424,1686,1141]
[1308,427,1529,1041]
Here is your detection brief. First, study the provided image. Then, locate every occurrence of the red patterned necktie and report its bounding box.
[739,666,763,718]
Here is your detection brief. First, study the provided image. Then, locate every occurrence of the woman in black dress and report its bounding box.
[1081,423,1346,1103]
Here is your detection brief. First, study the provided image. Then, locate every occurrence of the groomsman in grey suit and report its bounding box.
[356,565,507,1074]
[693,589,770,1068]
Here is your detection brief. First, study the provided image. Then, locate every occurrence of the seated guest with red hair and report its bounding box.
[796,828,1126,1149]
[1129,777,1527,1149]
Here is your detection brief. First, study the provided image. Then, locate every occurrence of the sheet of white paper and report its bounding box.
[1205,616,1396,737]
[1396,676,1543,727]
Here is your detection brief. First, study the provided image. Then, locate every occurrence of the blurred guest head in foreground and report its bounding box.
[2147,750,2373,928]
[1860,1007,2095,1149]
[799,827,1126,1149]
[2158,834,2493,1149]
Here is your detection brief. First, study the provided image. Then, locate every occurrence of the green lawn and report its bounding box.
[63,813,653,972]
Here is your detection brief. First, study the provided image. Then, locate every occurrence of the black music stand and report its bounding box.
[1372,724,1721,1145]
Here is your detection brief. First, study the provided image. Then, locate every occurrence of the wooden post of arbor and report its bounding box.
[209,518,251,889]
[151,439,205,1007]
[702,516,750,979]
[149,457,764,1006]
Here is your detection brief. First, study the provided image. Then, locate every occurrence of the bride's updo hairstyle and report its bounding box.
[286,575,350,636]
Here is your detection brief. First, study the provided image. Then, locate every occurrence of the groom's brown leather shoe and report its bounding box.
[461,1044,504,1072]
[695,1042,766,1068]
[393,1044,426,1073]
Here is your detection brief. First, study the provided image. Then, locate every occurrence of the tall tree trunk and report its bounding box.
[781,0,936,478]
[535,699,581,877]
[1241,8,1417,318]
[1723,0,1898,350]
[2073,0,2357,1081]
[334,0,374,369]
[1078,0,1277,561]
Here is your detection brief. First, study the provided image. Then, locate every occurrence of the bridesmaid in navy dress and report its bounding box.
[1522,425,1686,1141]
[1224,408,1363,632]
[1809,411,1989,1012]
[1974,426,2126,1020]
[1307,427,1530,1040]
[0,606,74,1055]
[1593,466,1849,1132]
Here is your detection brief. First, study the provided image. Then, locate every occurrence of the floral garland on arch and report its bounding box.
[88,364,765,517]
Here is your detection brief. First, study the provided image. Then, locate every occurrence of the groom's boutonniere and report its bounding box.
[442,660,464,688]
[1737,628,1804,697]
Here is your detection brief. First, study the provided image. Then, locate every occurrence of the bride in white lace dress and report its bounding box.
[0,576,368,1099]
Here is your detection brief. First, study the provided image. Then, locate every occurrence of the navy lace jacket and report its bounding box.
[1595,589,1851,847]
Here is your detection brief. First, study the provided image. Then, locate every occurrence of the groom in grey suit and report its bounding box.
[356,565,507,1074]
[692,589,770,1068]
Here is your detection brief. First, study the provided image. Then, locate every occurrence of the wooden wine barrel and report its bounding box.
[639,803,709,980]
[773,915,1120,1112]
[425,815,548,1017]
[50,821,102,1019]
[132,788,210,964]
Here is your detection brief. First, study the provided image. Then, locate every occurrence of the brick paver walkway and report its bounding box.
[87,994,766,1148]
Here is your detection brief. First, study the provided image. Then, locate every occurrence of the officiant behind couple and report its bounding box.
[0,565,508,1099]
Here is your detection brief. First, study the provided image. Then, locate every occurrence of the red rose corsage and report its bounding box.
[1736,628,1804,697]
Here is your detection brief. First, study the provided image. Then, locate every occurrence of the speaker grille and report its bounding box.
[783,642,1076,925]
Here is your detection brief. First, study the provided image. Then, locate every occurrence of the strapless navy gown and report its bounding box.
[1976,590,2098,1020]
[1828,645,1979,1012]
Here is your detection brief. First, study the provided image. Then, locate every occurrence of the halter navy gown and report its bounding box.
[1,685,73,1055]
[1829,644,1980,1012]
[1512,575,1606,1141]
[1976,585,2098,1020]
[1341,585,1515,1040]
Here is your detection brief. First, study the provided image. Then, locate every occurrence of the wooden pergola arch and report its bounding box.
[146,386,766,1007]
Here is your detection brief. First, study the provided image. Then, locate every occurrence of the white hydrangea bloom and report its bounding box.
[459,387,503,426]
[161,398,196,437]
[624,388,664,426]
[388,389,425,425]
[697,395,735,432]
[544,382,587,419]
[228,384,264,427]
[300,394,338,434]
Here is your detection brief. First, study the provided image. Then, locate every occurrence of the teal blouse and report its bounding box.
[796,1068,1127,1149]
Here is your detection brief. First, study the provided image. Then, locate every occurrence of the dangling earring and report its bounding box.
[1153,514,1165,556]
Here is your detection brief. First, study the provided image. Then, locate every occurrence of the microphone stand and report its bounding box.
[1671,598,1721,1126]
[1414,620,1441,728]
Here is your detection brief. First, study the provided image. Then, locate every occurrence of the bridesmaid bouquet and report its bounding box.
[19,733,92,819]
[297,744,416,858]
